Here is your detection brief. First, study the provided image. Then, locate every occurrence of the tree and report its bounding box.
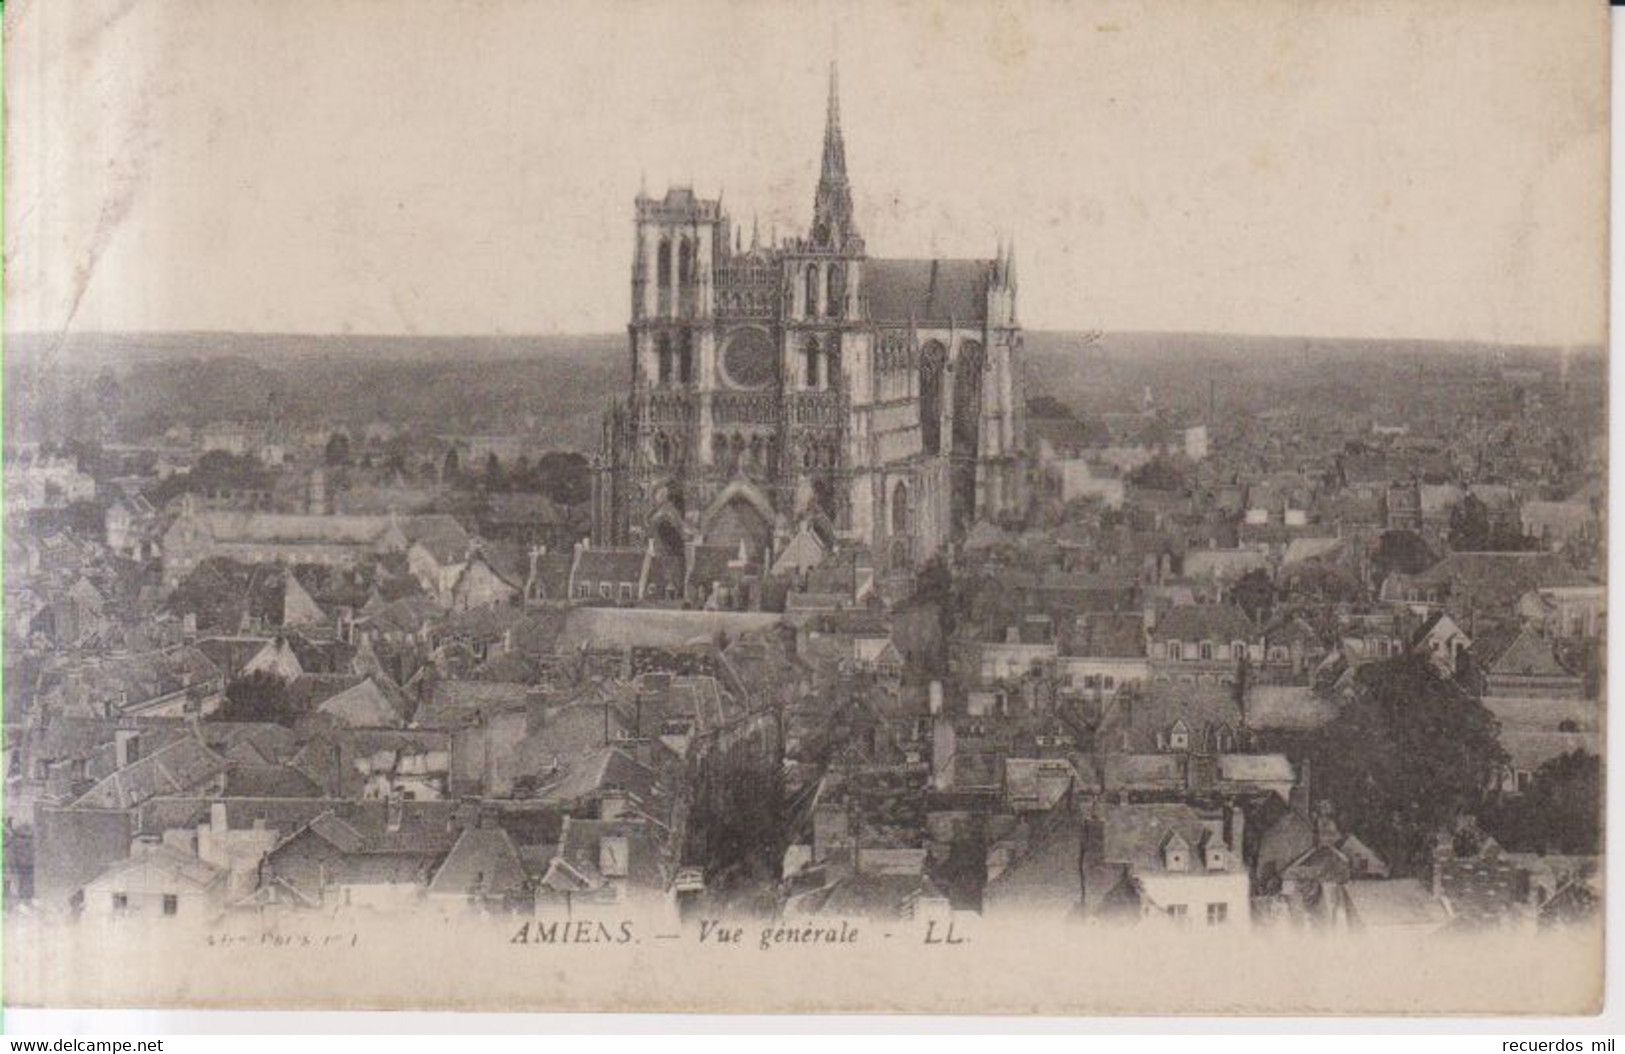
[483,452,506,490]
[324,431,352,467]
[1026,395,1077,420]
[1371,529,1437,582]
[1230,567,1275,624]
[535,451,592,506]
[214,671,298,726]
[1483,750,1601,855]
[1310,655,1506,876]
[1127,454,1185,492]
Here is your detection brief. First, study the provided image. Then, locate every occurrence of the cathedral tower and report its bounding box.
[595,65,1028,591]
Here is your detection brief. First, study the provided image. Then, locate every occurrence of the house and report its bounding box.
[569,544,650,605]
[1473,627,1584,700]
[1182,548,1269,586]
[1341,878,1451,933]
[1256,798,1389,924]
[70,732,231,810]
[1517,586,1604,640]
[161,509,393,586]
[1483,692,1599,793]
[426,821,530,912]
[1410,612,1471,678]
[1084,802,1250,927]
[1056,613,1149,697]
[316,676,410,729]
[79,840,228,923]
[259,800,462,911]
[975,617,1059,684]
[1380,552,1592,617]
[1147,604,1261,682]
[104,492,160,560]
[405,516,477,603]
[535,815,669,913]
[1519,501,1597,552]
[770,523,828,576]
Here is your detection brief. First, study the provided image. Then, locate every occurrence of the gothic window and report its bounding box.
[827,341,841,389]
[678,331,693,385]
[805,264,820,319]
[804,336,821,389]
[677,239,695,316]
[731,434,745,472]
[749,435,764,470]
[919,341,947,454]
[827,263,844,318]
[950,340,985,531]
[657,237,673,315]
[657,333,673,386]
[892,481,909,535]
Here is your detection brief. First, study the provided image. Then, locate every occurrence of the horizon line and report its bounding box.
[2,327,1603,353]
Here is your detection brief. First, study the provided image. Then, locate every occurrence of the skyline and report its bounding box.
[4,0,1607,346]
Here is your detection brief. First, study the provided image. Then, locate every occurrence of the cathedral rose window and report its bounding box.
[722,327,777,388]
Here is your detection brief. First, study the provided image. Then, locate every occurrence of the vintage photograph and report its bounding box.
[1,0,1609,1017]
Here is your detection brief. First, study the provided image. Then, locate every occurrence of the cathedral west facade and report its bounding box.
[593,65,1027,576]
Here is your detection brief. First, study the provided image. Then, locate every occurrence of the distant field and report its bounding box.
[4,330,1604,453]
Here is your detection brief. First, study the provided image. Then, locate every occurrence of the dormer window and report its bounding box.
[1163,833,1191,872]
[1200,642,1214,661]
[1168,720,1189,751]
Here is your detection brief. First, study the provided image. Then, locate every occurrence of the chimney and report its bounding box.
[1313,801,1339,848]
[1289,757,1312,818]
[600,788,628,821]
[1226,805,1246,856]
[114,729,142,770]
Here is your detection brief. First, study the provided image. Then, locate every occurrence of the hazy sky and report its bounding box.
[5,0,1607,344]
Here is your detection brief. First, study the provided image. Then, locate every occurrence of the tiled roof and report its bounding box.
[1245,685,1337,732]
[400,515,473,564]
[414,680,536,729]
[1481,628,1574,678]
[1061,613,1146,659]
[1092,802,1231,873]
[71,732,229,809]
[427,824,528,897]
[316,677,409,729]
[1151,603,1257,642]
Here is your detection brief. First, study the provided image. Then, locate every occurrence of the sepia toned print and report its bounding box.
[2,0,1607,1015]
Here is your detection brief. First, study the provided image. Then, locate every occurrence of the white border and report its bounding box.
[5,7,1621,1039]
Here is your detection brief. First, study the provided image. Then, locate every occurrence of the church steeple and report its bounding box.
[810,61,859,252]
[821,61,846,182]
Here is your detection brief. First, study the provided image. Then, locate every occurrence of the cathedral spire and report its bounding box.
[811,61,858,251]
[822,61,844,181]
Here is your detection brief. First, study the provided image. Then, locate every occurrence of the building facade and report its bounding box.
[593,65,1027,576]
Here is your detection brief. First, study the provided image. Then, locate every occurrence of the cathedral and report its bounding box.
[592,64,1027,578]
